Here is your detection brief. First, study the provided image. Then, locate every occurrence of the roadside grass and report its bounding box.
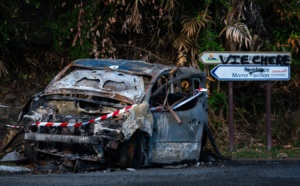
[215,143,300,159]
[205,121,300,159]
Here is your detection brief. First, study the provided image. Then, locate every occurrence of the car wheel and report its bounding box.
[120,134,143,169]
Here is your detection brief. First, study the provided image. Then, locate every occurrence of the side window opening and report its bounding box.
[151,76,202,111]
[150,75,168,106]
[192,78,200,90]
[180,79,191,95]
[151,75,169,95]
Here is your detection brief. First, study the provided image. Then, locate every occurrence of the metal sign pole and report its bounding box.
[266,81,272,150]
[229,81,234,151]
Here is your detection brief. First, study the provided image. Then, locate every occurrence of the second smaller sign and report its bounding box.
[211,65,290,81]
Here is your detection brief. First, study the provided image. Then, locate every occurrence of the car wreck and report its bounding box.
[16,59,208,169]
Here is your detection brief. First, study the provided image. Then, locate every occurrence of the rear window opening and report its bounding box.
[76,78,100,88]
[103,81,126,91]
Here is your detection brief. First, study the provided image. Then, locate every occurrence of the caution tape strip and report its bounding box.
[0,122,24,129]
[33,104,138,127]
[2,88,207,128]
[5,124,23,129]
[172,88,207,110]
[150,88,207,111]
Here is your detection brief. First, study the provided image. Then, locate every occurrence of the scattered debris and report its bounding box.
[163,164,188,169]
[1,150,28,162]
[195,162,205,167]
[0,165,32,174]
[126,168,137,172]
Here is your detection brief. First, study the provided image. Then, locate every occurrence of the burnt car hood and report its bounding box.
[44,69,145,104]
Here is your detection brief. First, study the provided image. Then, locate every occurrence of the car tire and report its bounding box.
[120,134,143,169]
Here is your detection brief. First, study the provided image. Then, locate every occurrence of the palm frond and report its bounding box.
[220,23,252,49]
[181,12,213,37]
[173,34,192,52]
[181,17,205,37]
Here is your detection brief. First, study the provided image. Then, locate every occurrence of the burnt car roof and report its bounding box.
[72,59,198,76]
[46,59,202,91]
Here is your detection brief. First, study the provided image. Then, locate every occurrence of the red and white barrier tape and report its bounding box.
[33,104,138,127]
[2,88,207,128]
[151,88,207,111]
[0,122,24,129]
[195,88,208,93]
[5,124,23,129]
[172,88,207,110]
[0,105,23,109]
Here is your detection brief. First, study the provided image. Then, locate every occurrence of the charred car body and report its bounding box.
[19,59,207,168]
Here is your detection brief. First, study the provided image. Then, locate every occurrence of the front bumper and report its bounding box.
[24,133,99,144]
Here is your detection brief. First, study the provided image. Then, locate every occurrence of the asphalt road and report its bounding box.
[0,160,299,186]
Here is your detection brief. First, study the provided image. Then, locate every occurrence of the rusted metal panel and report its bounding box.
[122,101,153,139]
[45,69,145,104]
[46,95,126,109]
[149,142,201,162]
[45,89,135,104]
[73,59,168,76]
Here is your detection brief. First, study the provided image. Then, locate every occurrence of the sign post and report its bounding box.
[266,81,272,151]
[228,81,234,151]
[199,52,291,151]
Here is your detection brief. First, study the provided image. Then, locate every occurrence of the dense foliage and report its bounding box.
[0,0,299,145]
[1,1,299,72]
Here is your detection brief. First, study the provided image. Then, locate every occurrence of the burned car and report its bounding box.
[19,59,208,169]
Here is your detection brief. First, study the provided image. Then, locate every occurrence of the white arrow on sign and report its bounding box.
[211,65,290,81]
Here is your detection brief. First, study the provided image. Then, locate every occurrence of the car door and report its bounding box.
[148,71,207,164]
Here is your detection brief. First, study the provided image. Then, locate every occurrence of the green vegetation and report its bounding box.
[1,0,299,71]
[220,144,300,159]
